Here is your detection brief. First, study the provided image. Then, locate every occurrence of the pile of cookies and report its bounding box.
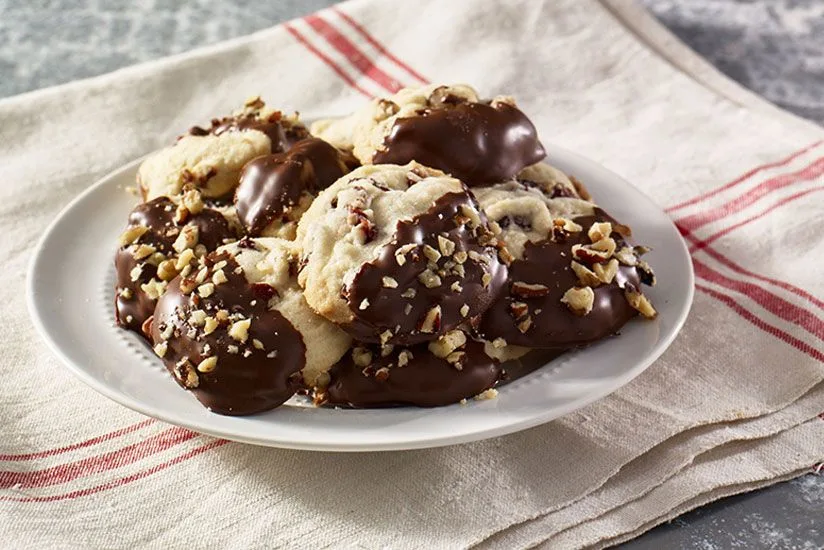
[114,84,656,416]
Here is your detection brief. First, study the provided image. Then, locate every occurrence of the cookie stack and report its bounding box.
[114,84,656,415]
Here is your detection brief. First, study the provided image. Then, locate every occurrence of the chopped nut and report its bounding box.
[636,259,657,286]
[492,337,507,349]
[614,246,638,266]
[188,309,207,326]
[203,316,218,335]
[179,277,197,295]
[571,261,601,287]
[625,284,657,318]
[252,338,264,350]
[140,279,167,300]
[572,243,611,264]
[517,316,533,333]
[511,281,551,297]
[451,281,463,293]
[132,243,156,261]
[438,235,456,256]
[147,252,166,266]
[352,347,373,367]
[590,237,617,257]
[509,301,529,319]
[475,388,498,401]
[380,343,394,357]
[397,349,413,367]
[482,273,493,288]
[498,246,514,265]
[593,259,619,284]
[198,283,215,298]
[226,345,239,354]
[174,204,189,225]
[587,222,613,243]
[446,351,466,369]
[215,309,230,322]
[418,269,442,288]
[453,264,466,278]
[173,360,199,389]
[155,260,177,282]
[194,267,209,284]
[419,305,442,333]
[229,318,251,342]
[382,276,398,288]
[119,287,133,300]
[172,225,199,253]
[197,356,218,373]
[460,304,470,317]
[554,218,583,233]
[423,244,442,263]
[459,204,482,228]
[160,322,174,341]
[175,248,196,270]
[374,367,390,381]
[401,288,417,299]
[614,223,632,238]
[118,225,149,247]
[454,250,468,264]
[359,298,370,310]
[404,303,413,315]
[182,187,204,215]
[394,243,417,266]
[634,245,651,256]
[153,342,168,358]
[379,329,394,345]
[212,269,228,285]
[561,286,595,316]
[428,329,467,358]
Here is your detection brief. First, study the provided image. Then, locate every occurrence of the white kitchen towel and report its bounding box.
[1,0,823,548]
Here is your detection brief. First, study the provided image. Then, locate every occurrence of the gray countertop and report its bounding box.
[2,0,822,547]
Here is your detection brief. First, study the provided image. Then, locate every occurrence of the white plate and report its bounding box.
[27,144,694,452]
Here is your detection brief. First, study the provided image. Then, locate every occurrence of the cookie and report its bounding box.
[150,237,351,415]
[476,182,657,348]
[234,137,348,239]
[311,84,545,186]
[322,329,502,407]
[138,97,309,201]
[516,162,589,200]
[114,193,236,337]
[297,162,508,346]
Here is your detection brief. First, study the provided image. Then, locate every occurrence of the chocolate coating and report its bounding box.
[479,212,642,348]
[189,112,309,153]
[345,192,508,345]
[325,340,502,407]
[114,197,234,337]
[151,253,306,415]
[373,99,545,186]
[235,138,347,236]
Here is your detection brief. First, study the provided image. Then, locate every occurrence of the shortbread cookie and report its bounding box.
[297,162,508,345]
[115,194,236,336]
[311,84,545,185]
[476,188,657,348]
[138,97,309,200]
[322,329,502,407]
[150,238,351,415]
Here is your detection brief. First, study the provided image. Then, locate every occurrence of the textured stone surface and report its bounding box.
[642,0,824,125]
[1,0,822,547]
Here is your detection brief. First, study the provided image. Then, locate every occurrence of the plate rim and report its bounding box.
[26,146,695,452]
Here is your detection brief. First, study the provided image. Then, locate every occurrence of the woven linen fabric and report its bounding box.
[1,0,823,548]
